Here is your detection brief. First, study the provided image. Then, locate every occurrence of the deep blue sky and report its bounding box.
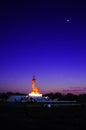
[0,0,86,94]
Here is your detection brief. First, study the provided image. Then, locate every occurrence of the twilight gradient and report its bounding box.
[0,0,86,94]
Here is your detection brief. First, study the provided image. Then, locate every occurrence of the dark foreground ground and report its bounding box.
[0,102,86,129]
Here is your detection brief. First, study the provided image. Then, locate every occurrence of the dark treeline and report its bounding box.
[43,92,86,103]
[0,92,86,103]
[0,92,26,100]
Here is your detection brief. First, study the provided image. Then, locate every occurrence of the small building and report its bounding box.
[7,95,25,102]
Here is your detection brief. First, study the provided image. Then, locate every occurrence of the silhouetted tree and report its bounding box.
[53,92,63,99]
[43,92,54,99]
[77,94,86,102]
[63,93,77,101]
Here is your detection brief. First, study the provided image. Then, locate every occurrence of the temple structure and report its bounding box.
[29,76,42,97]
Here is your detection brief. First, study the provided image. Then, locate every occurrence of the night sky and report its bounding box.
[0,0,86,94]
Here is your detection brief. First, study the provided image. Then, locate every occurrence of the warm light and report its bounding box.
[29,92,42,97]
[28,76,42,97]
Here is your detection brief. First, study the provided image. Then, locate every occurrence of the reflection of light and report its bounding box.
[67,19,70,22]
[29,92,42,97]
[47,104,51,108]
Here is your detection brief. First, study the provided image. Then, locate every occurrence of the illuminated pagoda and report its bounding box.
[29,76,42,97]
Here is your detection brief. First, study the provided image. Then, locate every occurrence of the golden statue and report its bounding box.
[32,76,40,94]
[29,76,42,97]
